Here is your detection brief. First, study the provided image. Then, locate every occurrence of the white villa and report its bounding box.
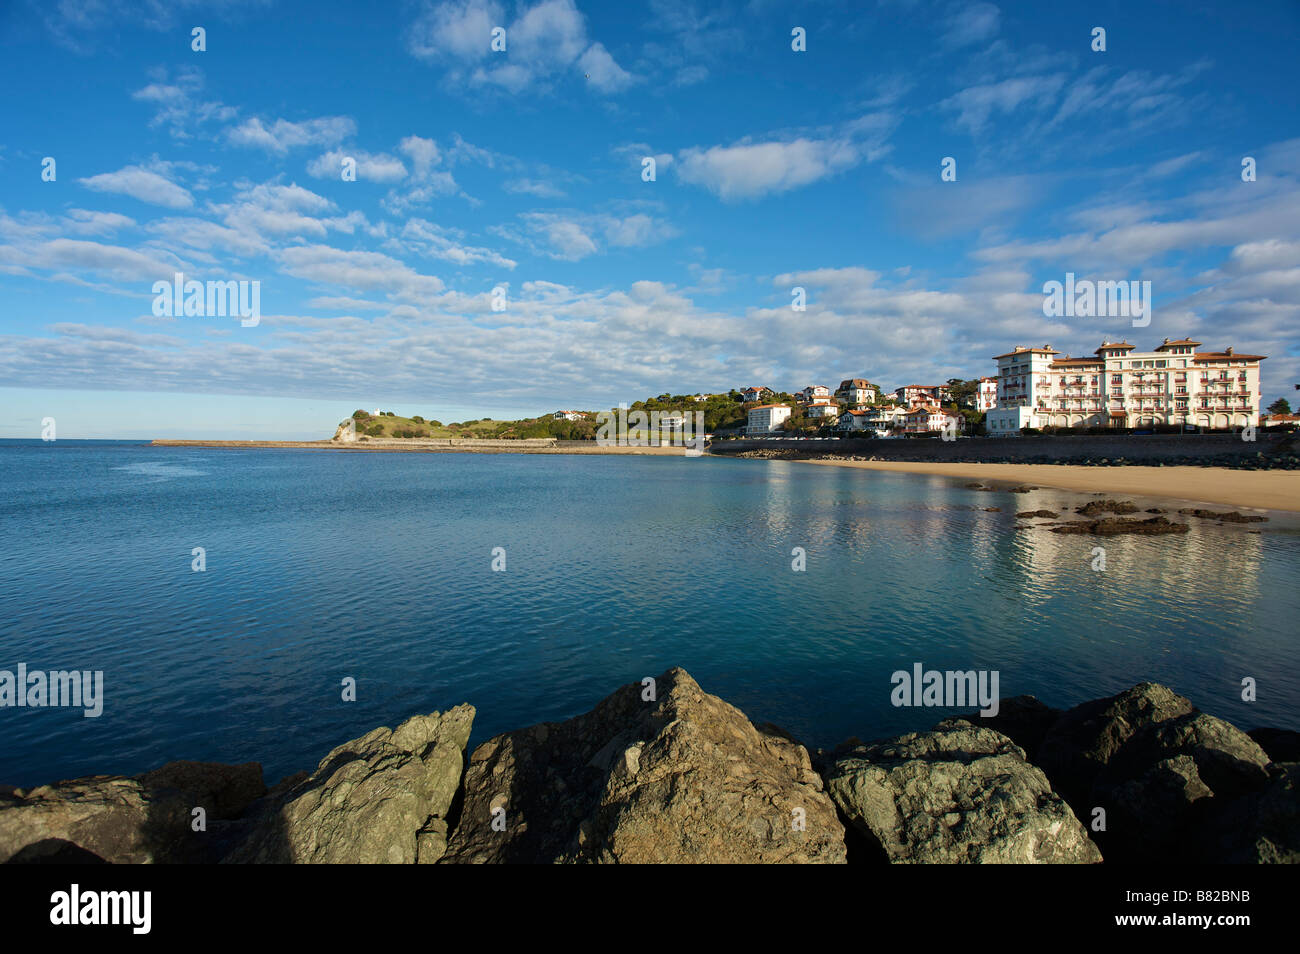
[985,338,1266,435]
[800,385,831,403]
[553,410,585,421]
[805,400,840,419]
[975,377,998,412]
[747,403,792,434]
[902,405,962,435]
[894,384,950,408]
[740,386,773,403]
[835,379,881,406]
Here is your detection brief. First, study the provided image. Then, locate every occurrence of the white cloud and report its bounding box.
[227,116,356,154]
[307,149,408,183]
[676,137,860,201]
[79,166,194,209]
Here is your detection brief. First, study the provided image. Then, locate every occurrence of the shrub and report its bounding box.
[352,410,370,420]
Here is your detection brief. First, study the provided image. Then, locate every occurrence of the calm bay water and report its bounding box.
[2,439,1298,787]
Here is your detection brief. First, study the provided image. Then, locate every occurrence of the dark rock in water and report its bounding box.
[1008,485,1037,493]
[442,668,846,864]
[1036,684,1272,863]
[963,695,1062,762]
[1145,508,1165,514]
[1178,508,1268,523]
[964,482,986,489]
[1076,499,1139,516]
[1037,683,1195,810]
[982,507,1001,512]
[1211,762,1300,863]
[1050,516,1189,535]
[1249,728,1300,764]
[225,706,474,864]
[0,761,267,864]
[1017,509,1059,519]
[822,719,1100,863]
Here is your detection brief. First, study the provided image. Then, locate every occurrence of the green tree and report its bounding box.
[1267,398,1292,416]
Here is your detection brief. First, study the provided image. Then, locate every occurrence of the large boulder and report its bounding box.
[1035,682,1195,808]
[1036,684,1273,862]
[442,668,846,864]
[225,705,473,864]
[961,694,1061,761]
[1,761,265,864]
[822,719,1101,864]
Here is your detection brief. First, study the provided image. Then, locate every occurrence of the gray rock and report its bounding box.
[136,760,265,820]
[442,668,846,864]
[225,705,473,864]
[822,719,1101,864]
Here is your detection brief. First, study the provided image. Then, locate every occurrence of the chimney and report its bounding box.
[1226,346,1234,355]
[1163,337,1170,344]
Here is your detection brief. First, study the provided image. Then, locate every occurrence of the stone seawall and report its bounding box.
[709,432,1294,465]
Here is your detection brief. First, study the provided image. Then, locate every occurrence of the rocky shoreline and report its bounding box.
[2,669,1295,864]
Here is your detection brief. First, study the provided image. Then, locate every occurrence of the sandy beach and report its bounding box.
[801,459,1300,512]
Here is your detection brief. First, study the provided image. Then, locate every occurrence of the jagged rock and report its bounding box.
[136,761,265,820]
[822,719,1100,864]
[225,705,473,864]
[0,762,264,864]
[442,668,846,864]
[1249,728,1300,763]
[1017,510,1059,519]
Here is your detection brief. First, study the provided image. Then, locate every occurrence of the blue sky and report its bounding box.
[1,0,1298,438]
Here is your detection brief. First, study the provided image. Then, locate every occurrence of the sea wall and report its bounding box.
[2,669,1296,864]
[710,432,1295,466]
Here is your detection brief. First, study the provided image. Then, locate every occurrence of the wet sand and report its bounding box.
[800,459,1300,513]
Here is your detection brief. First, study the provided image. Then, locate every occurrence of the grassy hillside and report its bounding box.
[341,409,593,440]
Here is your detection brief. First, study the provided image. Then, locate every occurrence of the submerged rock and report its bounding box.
[1049,516,1189,535]
[822,719,1100,864]
[225,705,474,864]
[1076,499,1140,516]
[1177,508,1268,523]
[442,667,846,864]
[1017,509,1059,519]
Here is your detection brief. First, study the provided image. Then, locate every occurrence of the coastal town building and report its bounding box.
[985,338,1266,435]
[741,386,773,403]
[553,410,585,421]
[895,385,950,408]
[975,377,998,412]
[835,379,881,406]
[805,400,840,419]
[836,409,871,431]
[902,406,962,435]
[800,385,831,403]
[746,403,792,434]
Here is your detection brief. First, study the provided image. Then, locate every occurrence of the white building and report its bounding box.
[894,385,950,408]
[552,410,585,421]
[800,385,831,403]
[741,386,772,403]
[747,403,792,435]
[985,338,1266,435]
[835,379,880,406]
[805,400,839,419]
[975,377,998,412]
[902,405,962,435]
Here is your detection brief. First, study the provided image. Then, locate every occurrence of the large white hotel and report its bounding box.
[986,337,1266,435]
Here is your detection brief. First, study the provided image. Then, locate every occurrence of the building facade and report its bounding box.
[985,338,1265,435]
[835,379,881,406]
[746,403,792,434]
